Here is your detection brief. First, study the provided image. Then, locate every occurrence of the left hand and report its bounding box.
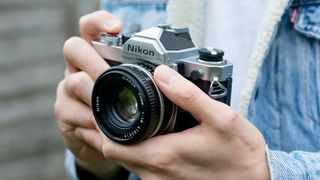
[77,65,270,180]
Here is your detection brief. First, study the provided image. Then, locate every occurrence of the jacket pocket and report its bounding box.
[293,4,320,40]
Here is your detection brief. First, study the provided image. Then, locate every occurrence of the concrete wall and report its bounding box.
[0,0,98,179]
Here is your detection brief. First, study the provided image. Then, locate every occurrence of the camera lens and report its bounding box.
[114,87,139,123]
[92,63,176,144]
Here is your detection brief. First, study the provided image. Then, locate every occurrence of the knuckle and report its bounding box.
[54,100,62,120]
[63,37,83,58]
[156,156,172,171]
[56,80,65,95]
[148,147,175,173]
[102,143,115,158]
[85,112,96,128]
[54,81,65,120]
[217,110,240,134]
[54,101,68,128]
[88,113,96,124]
[177,84,198,105]
[229,110,240,123]
[66,73,85,95]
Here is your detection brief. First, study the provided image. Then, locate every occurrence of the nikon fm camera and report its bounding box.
[91,24,233,144]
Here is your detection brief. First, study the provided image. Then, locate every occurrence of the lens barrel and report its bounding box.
[92,64,174,144]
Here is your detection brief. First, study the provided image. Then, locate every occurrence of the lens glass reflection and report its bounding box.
[114,87,139,123]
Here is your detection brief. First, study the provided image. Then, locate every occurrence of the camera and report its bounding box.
[92,24,233,144]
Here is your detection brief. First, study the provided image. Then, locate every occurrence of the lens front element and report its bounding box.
[114,87,140,123]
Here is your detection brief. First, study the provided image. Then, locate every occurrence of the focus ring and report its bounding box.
[113,65,160,141]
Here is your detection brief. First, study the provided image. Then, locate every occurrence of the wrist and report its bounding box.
[232,145,270,180]
[247,148,271,180]
[253,155,271,180]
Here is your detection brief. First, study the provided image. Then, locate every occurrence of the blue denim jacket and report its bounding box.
[248,2,320,179]
[66,0,320,179]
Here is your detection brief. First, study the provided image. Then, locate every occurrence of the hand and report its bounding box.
[54,11,123,178]
[78,65,270,179]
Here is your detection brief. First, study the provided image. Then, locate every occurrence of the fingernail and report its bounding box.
[156,65,177,85]
[105,18,118,29]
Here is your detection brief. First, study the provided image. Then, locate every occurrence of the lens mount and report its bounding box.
[92,64,167,143]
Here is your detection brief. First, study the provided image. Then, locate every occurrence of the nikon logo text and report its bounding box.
[127,44,155,56]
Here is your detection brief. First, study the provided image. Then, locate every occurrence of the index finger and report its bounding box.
[63,37,109,80]
[154,65,237,130]
[79,10,122,42]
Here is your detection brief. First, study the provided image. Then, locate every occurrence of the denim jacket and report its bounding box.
[66,0,320,179]
[247,0,320,179]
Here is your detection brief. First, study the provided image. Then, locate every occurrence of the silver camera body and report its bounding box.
[92,24,232,90]
[92,25,233,144]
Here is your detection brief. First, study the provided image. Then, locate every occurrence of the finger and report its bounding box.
[75,127,103,152]
[153,65,237,128]
[99,129,183,167]
[55,80,96,129]
[65,71,94,106]
[63,37,109,80]
[79,10,122,42]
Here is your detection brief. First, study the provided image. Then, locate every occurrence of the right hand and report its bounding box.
[54,11,122,178]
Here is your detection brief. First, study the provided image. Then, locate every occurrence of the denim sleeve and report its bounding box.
[100,0,167,34]
[266,147,320,179]
[64,149,79,180]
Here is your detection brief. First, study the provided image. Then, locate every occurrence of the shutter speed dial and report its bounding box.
[199,47,224,62]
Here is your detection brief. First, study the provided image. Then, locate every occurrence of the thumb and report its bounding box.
[154,65,235,128]
[79,10,122,42]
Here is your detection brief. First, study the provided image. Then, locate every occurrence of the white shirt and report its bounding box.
[204,0,269,108]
